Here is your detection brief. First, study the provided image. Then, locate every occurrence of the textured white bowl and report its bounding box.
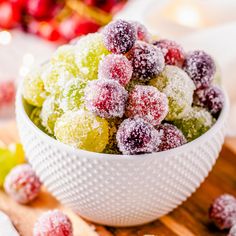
[16,86,229,227]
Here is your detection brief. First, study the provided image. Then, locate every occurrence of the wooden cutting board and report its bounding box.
[0,120,236,236]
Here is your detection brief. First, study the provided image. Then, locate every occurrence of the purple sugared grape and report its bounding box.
[126,85,168,126]
[209,194,236,229]
[131,21,150,42]
[116,117,161,155]
[156,123,187,151]
[194,85,224,118]
[183,50,216,89]
[98,54,133,86]
[153,39,185,67]
[102,19,136,54]
[126,41,165,81]
[85,79,128,118]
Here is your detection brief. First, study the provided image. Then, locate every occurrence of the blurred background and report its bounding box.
[0,0,236,133]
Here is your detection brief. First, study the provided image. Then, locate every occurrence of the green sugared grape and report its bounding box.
[40,96,63,135]
[0,143,25,187]
[51,45,78,69]
[75,33,110,81]
[104,118,122,154]
[59,78,87,112]
[54,110,109,152]
[41,62,79,94]
[23,68,46,107]
[173,106,215,141]
[150,65,195,121]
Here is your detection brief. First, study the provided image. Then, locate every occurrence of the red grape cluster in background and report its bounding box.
[0,0,126,42]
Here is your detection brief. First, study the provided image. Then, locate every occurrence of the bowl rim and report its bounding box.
[16,84,230,160]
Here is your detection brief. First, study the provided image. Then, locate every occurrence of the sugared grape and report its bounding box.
[209,194,236,230]
[85,79,128,118]
[150,65,195,121]
[116,117,161,155]
[59,78,86,112]
[54,110,109,152]
[0,80,15,106]
[193,85,224,118]
[126,41,165,81]
[4,164,41,204]
[40,96,63,135]
[125,85,168,126]
[30,107,45,131]
[183,50,216,89]
[229,225,236,236]
[153,39,185,67]
[156,123,186,151]
[33,210,73,236]
[98,54,133,86]
[131,21,150,42]
[173,106,215,141]
[0,143,25,187]
[75,33,110,81]
[102,19,136,54]
[23,68,46,107]
[41,62,79,94]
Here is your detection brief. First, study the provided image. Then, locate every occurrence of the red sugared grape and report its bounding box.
[131,21,150,42]
[125,85,168,126]
[183,50,216,89]
[154,39,185,67]
[4,164,41,204]
[98,54,133,86]
[85,79,128,118]
[155,123,186,151]
[126,41,165,81]
[0,80,15,107]
[116,117,161,155]
[33,210,73,236]
[194,85,224,118]
[102,19,136,54]
[209,194,236,229]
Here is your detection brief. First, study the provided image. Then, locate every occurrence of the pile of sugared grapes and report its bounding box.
[23,19,224,155]
[0,0,126,42]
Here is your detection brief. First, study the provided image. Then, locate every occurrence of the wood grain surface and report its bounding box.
[0,120,235,236]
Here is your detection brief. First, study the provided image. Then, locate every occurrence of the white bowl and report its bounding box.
[16,85,229,227]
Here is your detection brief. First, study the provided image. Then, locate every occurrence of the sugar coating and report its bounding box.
[130,21,151,42]
[102,19,136,54]
[54,110,109,152]
[193,85,224,118]
[173,106,215,142]
[229,225,236,236]
[4,164,41,204]
[127,41,165,81]
[51,45,77,68]
[153,39,185,67]
[150,65,195,121]
[98,54,133,86]
[59,78,87,112]
[85,79,128,118]
[116,117,161,155]
[75,33,110,81]
[23,67,46,107]
[33,210,73,236]
[40,96,63,135]
[183,50,216,89]
[209,194,236,230]
[156,123,187,151]
[41,62,79,94]
[126,85,168,126]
